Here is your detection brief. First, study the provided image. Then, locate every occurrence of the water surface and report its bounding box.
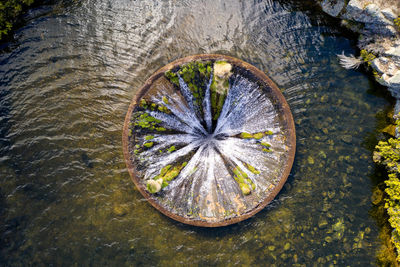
[0,0,391,265]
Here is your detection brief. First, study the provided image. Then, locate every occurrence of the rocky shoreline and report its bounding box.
[320,0,400,112]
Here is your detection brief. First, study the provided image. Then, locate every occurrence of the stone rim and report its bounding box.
[122,54,296,227]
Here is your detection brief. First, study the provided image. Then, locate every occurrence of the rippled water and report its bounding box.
[0,0,392,265]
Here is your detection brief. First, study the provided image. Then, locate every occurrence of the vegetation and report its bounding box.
[395,16,400,31]
[374,114,400,261]
[360,49,376,67]
[0,0,35,40]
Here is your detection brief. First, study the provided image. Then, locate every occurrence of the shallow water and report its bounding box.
[0,0,392,265]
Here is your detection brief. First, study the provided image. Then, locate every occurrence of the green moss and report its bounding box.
[164,61,212,114]
[246,163,260,175]
[140,99,148,108]
[160,165,172,176]
[239,183,251,195]
[240,132,253,139]
[156,127,166,132]
[162,96,169,105]
[146,179,162,194]
[374,114,400,261]
[360,49,376,67]
[394,16,400,31]
[144,135,154,140]
[253,132,264,139]
[265,130,273,135]
[167,146,176,153]
[233,165,255,195]
[0,0,36,41]
[260,142,271,148]
[134,112,162,130]
[144,142,154,148]
[147,162,188,193]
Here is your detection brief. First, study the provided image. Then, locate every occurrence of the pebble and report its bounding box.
[113,205,128,216]
[319,218,328,229]
[341,135,352,143]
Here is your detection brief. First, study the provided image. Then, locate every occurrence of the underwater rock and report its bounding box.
[318,218,328,229]
[113,205,128,216]
[341,135,352,143]
[381,124,396,136]
[371,188,383,205]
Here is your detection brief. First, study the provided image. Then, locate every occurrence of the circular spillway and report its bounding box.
[122,54,296,227]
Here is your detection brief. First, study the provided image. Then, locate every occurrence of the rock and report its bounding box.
[364,4,391,26]
[341,135,352,143]
[113,205,128,216]
[214,61,232,78]
[343,0,363,21]
[381,124,396,136]
[384,46,400,58]
[319,218,328,229]
[381,8,397,21]
[371,188,383,205]
[371,57,399,76]
[321,0,345,17]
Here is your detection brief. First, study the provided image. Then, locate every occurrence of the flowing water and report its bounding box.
[0,0,393,265]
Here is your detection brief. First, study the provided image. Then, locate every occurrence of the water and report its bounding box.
[0,0,392,265]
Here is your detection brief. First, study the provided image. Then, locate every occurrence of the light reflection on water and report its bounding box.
[0,0,392,265]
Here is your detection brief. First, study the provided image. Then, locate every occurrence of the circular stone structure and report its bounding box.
[123,54,295,227]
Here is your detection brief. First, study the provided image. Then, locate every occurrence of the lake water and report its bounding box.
[0,0,393,265]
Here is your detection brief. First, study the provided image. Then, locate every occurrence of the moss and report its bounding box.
[167,146,176,153]
[134,112,162,130]
[374,114,400,261]
[253,132,264,139]
[246,163,260,175]
[146,179,162,194]
[240,132,253,139]
[162,96,169,105]
[239,183,251,195]
[395,16,400,31]
[233,165,255,195]
[160,165,172,176]
[144,135,154,140]
[140,99,148,108]
[360,49,376,67]
[260,142,271,148]
[165,61,213,114]
[144,142,154,148]
[147,162,188,193]
[0,0,36,41]
[265,130,273,135]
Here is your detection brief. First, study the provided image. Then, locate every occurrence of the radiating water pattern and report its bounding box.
[0,0,393,265]
[127,60,293,223]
